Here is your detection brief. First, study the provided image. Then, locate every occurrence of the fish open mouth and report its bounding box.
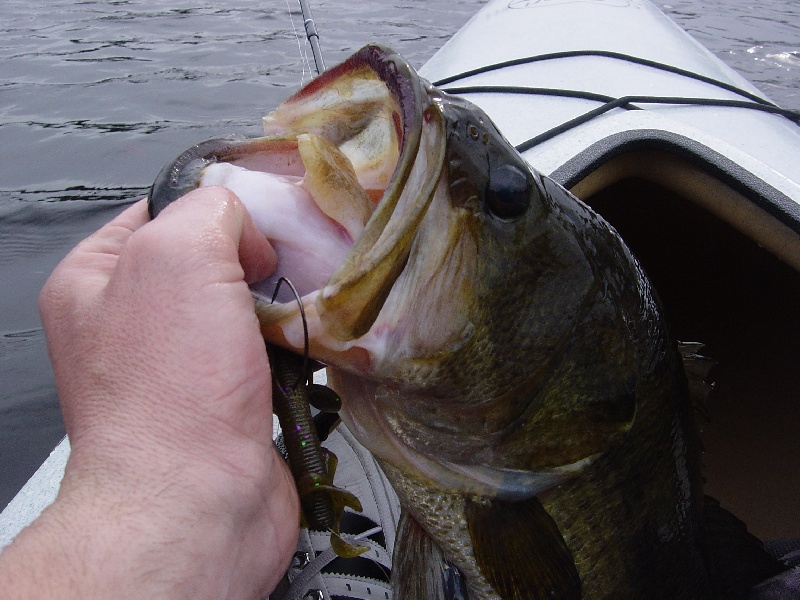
[149,45,446,366]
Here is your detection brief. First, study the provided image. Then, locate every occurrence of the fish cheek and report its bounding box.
[470,212,640,467]
[529,299,642,464]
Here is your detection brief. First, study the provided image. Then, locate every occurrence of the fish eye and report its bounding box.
[485,164,531,219]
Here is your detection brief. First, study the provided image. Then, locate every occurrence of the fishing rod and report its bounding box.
[298,0,325,75]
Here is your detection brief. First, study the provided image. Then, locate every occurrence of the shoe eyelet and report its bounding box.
[292,551,313,569]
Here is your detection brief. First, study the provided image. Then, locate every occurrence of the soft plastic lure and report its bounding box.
[268,278,365,558]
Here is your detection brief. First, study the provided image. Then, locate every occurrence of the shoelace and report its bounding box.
[271,428,398,600]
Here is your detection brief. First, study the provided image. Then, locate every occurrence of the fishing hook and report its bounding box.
[270,276,310,390]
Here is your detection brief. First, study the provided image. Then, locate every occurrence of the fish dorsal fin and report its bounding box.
[391,510,462,600]
[678,341,716,425]
[465,496,581,600]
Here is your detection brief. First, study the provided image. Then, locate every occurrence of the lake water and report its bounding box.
[1,0,798,510]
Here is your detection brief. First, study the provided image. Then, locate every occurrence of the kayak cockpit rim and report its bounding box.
[544,129,800,274]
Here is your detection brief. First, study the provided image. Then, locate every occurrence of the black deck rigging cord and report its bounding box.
[433,50,776,105]
[433,50,800,151]
[442,85,800,152]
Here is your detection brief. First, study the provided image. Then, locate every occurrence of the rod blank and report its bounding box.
[298,0,325,74]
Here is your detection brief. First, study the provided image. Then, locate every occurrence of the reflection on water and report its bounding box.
[0,0,798,509]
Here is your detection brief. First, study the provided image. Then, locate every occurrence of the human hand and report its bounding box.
[0,187,298,599]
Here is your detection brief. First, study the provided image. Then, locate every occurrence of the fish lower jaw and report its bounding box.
[254,295,377,375]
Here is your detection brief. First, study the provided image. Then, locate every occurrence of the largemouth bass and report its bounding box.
[149,45,781,599]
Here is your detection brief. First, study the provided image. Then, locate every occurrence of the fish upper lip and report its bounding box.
[148,45,447,363]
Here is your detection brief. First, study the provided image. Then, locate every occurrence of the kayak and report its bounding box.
[420,0,800,269]
[2,0,799,554]
[423,0,800,545]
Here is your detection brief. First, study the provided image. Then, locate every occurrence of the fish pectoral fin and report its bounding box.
[465,496,582,600]
[391,510,460,600]
[679,341,716,422]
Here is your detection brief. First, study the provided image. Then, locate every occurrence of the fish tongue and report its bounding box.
[298,133,375,243]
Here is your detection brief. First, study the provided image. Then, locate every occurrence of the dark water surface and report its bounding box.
[1,0,798,510]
